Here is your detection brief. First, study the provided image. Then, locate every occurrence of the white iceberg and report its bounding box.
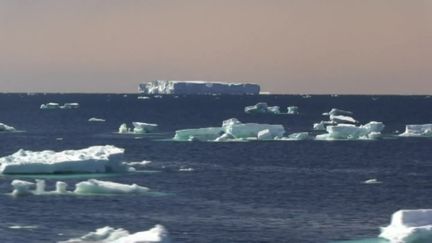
[379,209,432,243]
[0,145,129,174]
[322,108,353,116]
[244,102,280,114]
[88,118,106,122]
[329,114,358,124]
[132,122,158,134]
[0,122,16,132]
[40,102,60,109]
[60,224,170,243]
[286,106,299,114]
[223,119,285,139]
[316,121,385,140]
[139,80,260,95]
[399,124,432,137]
[11,180,35,196]
[174,127,224,141]
[74,179,149,195]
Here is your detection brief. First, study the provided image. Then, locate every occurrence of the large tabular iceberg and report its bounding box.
[61,224,170,243]
[139,80,260,95]
[399,124,432,137]
[0,122,16,132]
[316,121,385,140]
[0,145,129,174]
[379,209,432,243]
[174,118,285,141]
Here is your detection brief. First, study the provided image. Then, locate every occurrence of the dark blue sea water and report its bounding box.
[1,94,432,243]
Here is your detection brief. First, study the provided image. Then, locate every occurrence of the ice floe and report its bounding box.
[379,209,432,243]
[40,102,80,109]
[286,106,299,114]
[60,224,170,243]
[88,118,106,122]
[245,102,281,114]
[10,179,151,196]
[363,178,382,184]
[118,122,158,134]
[0,122,16,132]
[0,145,129,174]
[315,122,385,140]
[399,124,432,137]
[323,108,353,116]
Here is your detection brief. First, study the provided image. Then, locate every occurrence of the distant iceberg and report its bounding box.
[0,122,16,132]
[245,102,281,114]
[40,102,80,109]
[313,108,356,131]
[379,209,432,243]
[118,122,158,134]
[139,80,260,95]
[399,124,432,137]
[174,118,285,141]
[60,224,170,243]
[10,179,150,196]
[316,121,385,140]
[0,145,130,174]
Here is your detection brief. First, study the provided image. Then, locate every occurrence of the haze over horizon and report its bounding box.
[0,0,431,94]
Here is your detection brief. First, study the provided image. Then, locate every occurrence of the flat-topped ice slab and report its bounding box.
[139,80,260,95]
[380,209,432,243]
[0,145,128,174]
[400,124,432,137]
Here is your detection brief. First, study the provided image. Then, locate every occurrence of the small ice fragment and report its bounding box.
[88,118,106,122]
[363,178,382,184]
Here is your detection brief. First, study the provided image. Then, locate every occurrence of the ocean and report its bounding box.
[0,93,432,242]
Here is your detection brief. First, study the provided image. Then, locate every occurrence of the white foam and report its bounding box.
[379,209,432,243]
[0,145,128,174]
[60,224,170,243]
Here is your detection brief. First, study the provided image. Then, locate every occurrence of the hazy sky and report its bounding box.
[0,0,431,94]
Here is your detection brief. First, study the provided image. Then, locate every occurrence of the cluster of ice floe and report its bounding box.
[244,102,299,115]
[40,102,80,109]
[0,122,16,132]
[174,118,285,142]
[0,145,131,174]
[379,209,432,243]
[61,224,170,243]
[118,122,158,134]
[10,179,150,196]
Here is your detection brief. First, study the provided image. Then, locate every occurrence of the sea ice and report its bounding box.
[0,145,129,174]
[40,102,60,109]
[88,118,106,122]
[139,80,260,95]
[132,122,158,134]
[286,106,299,114]
[0,122,16,132]
[40,102,79,109]
[363,178,382,184]
[379,209,432,243]
[257,129,273,140]
[223,119,285,139]
[60,103,80,109]
[323,108,353,116]
[174,127,224,141]
[61,224,170,243]
[244,102,281,114]
[329,115,358,124]
[315,121,385,140]
[74,179,149,195]
[399,124,432,137]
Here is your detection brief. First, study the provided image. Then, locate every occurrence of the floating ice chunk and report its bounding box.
[74,179,149,195]
[60,103,80,109]
[316,122,385,140]
[323,108,353,116]
[8,225,39,229]
[179,167,194,172]
[0,145,128,174]
[363,178,382,184]
[40,102,60,109]
[11,180,35,196]
[174,127,224,141]
[245,102,280,114]
[123,160,151,166]
[223,121,285,139]
[132,122,158,134]
[56,181,68,193]
[400,124,432,137]
[379,209,432,243]
[329,115,357,124]
[0,122,16,132]
[137,96,151,100]
[88,118,106,122]
[139,80,260,95]
[61,224,170,243]
[118,123,130,134]
[286,106,299,114]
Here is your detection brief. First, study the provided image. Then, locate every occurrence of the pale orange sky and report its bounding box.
[0,0,431,94]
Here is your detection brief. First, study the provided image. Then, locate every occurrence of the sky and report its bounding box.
[0,0,431,94]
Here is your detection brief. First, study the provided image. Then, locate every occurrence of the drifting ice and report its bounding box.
[0,145,129,174]
[139,80,260,95]
[400,124,432,137]
[379,209,432,243]
[40,103,80,109]
[11,179,150,196]
[245,102,281,114]
[174,118,285,141]
[61,224,170,243]
[286,106,299,114]
[88,118,106,122]
[118,122,158,134]
[315,121,385,140]
[0,122,16,132]
[323,108,353,116]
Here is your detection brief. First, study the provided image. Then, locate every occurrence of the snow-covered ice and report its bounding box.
[379,209,432,243]
[399,124,432,137]
[118,123,158,134]
[139,80,260,95]
[316,121,385,140]
[0,145,129,174]
[60,224,170,243]
[329,114,358,124]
